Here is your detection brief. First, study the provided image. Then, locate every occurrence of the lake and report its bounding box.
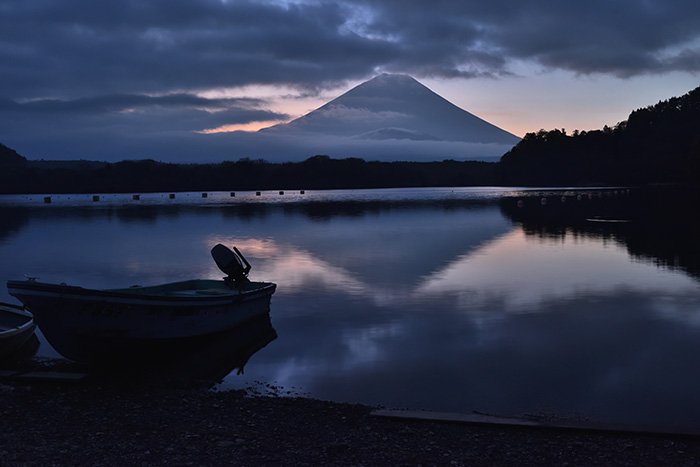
[2,186,700,432]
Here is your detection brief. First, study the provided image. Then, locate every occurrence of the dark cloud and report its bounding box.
[2,0,698,100]
[0,93,288,134]
[0,94,273,114]
[0,0,394,98]
[483,0,700,77]
[358,0,700,78]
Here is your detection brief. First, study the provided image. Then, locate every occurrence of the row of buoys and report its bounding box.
[250,190,306,196]
[40,190,307,204]
[516,189,631,208]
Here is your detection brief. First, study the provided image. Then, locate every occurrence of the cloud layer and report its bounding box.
[1,0,698,161]
[3,0,698,98]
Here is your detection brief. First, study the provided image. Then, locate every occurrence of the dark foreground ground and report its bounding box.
[2,381,700,466]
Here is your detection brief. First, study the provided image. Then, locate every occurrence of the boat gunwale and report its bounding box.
[0,303,35,338]
[6,280,276,305]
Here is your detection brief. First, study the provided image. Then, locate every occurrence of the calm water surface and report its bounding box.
[2,187,700,431]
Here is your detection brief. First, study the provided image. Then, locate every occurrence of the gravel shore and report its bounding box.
[2,380,700,466]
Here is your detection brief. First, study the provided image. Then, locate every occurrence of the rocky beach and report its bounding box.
[2,380,700,466]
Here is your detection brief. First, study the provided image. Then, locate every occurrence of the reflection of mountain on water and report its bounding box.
[1,201,511,292]
[499,187,700,281]
[215,202,511,290]
[3,198,500,222]
[0,199,498,236]
[281,199,497,221]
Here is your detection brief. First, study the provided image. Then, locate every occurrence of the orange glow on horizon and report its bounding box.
[197,119,287,134]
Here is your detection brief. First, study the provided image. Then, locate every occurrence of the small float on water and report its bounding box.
[585,217,631,223]
[6,244,276,363]
[0,302,36,359]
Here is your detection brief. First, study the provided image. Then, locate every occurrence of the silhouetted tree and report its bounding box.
[500,85,700,186]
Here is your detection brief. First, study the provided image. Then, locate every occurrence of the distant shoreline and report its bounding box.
[0,156,506,195]
[0,154,653,196]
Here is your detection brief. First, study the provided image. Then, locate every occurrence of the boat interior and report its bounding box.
[0,303,32,332]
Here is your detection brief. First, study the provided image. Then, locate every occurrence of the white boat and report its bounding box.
[0,302,36,359]
[6,244,276,363]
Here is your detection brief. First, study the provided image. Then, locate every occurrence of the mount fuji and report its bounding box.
[265,74,517,144]
[220,74,520,162]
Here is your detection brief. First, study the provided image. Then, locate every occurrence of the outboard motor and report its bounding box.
[211,244,252,286]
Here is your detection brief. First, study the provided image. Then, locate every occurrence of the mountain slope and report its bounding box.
[263,74,519,145]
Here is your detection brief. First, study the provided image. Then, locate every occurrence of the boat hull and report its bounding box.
[7,280,276,363]
[0,303,36,360]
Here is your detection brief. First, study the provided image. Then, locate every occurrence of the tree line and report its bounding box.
[0,152,499,194]
[499,85,700,185]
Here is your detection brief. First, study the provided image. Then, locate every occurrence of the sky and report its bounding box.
[1,0,699,162]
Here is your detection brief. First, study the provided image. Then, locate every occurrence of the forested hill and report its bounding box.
[0,143,27,165]
[500,85,700,185]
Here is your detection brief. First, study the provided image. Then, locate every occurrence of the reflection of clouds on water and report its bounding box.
[219,237,280,256]
[253,249,368,297]
[339,322,406,370]
[208,225,700,333]
[205,235,367,295]
[417,229,700,312]
[249,320,408,391]
[651,294,700,327]
[232,289,700,431]
[204,236,438,307]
